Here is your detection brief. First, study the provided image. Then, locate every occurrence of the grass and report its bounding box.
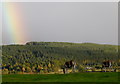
[2,72,119,82]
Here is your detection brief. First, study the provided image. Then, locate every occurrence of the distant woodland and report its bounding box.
[1,42,119,74]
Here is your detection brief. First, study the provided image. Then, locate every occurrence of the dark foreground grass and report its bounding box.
[2,72,119,82]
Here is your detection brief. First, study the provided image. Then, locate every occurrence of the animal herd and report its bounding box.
[62,60,117,74]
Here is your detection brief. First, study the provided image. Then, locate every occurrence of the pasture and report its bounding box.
[2,72,119,82]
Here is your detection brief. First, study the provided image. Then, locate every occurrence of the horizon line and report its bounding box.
[1,41,119,46]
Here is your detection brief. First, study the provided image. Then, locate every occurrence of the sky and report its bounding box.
[1,2,118,45]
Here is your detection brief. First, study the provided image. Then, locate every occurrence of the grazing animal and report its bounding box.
[102,60,112,68]
[102,60,112,72]
[63,60,76,74]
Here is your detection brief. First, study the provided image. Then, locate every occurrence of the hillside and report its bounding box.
[1,42,119,73]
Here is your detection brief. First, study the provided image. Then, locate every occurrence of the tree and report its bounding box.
[26,67,32,73]
[2,68,9,74]
[22,67,25,72]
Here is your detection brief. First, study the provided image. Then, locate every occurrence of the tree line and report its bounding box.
[1,42,119,74]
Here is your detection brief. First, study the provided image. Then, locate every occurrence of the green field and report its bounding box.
[2,72,119,82]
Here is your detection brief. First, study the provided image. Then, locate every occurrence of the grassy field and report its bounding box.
[2,72,119,82]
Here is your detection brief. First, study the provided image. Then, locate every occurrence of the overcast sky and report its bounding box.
[2,2,118,45]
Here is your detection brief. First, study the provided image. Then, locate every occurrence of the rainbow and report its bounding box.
[2,2,28,44]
